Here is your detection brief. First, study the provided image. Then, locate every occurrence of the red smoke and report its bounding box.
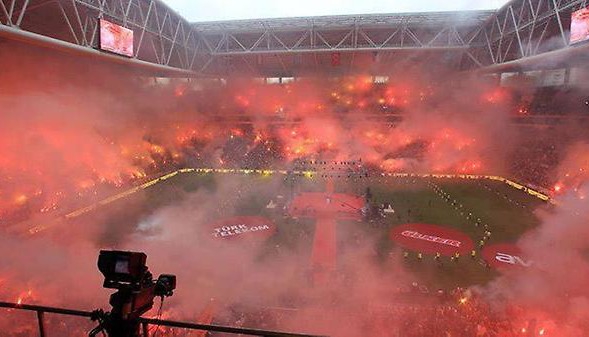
[0,55,517,225]
[552,142,589,196]
[2,41,589,337]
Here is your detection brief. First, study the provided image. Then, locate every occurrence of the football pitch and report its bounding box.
[75,170,546,290]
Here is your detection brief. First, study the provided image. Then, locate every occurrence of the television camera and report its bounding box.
[90,250,176,337]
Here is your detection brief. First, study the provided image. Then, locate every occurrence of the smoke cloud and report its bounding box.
[1,38,589,337]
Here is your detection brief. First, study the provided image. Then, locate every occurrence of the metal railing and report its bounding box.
[0,301,326,337]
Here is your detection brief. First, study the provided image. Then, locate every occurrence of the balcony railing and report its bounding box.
[0,301,326,337]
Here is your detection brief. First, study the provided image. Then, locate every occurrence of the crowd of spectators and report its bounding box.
[509,138,560,190]
[205,287,557,337]
[516,87,589,116]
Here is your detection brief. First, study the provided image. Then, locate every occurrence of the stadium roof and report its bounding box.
[1,0,585,76]
[189,10,496,76]
[192,10,496,33]
[162,0,509,23]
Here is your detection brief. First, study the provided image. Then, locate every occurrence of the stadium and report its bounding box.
[1,0,589,336]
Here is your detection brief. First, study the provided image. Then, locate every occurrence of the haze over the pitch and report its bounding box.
[161,0,510,22]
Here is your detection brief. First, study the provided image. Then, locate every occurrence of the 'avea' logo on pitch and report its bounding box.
[495,252,533,267]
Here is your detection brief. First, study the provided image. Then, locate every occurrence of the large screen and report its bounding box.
[570,7,589,44]
[99,19,134,57]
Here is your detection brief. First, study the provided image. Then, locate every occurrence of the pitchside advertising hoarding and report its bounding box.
[99,19,134,57]
[571,7,589,44]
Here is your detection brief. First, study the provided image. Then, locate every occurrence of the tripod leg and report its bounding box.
[142,322,149,337]
[37,312,46,337]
